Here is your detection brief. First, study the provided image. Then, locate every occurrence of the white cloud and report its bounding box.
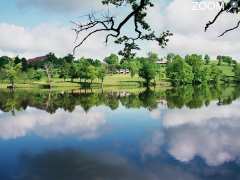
[143,100,240,166]
[1,0,240,59]
[0,106,106,140]
[17,0,103,12]
[0,23,117,59]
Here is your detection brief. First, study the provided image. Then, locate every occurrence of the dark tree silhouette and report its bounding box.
[72,0,172,58]
[205,0,240,37]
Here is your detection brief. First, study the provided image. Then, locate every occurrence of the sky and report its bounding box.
[0,0,239,60]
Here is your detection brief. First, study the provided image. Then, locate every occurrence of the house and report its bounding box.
[156,58,167,65]
[116,69,130,74]
[27,55,48,65]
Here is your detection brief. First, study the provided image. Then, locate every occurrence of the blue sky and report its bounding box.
[0,0,239,60]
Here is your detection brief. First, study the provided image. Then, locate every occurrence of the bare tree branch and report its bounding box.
[72,0,172,58]
[219,20,240,37]
[205,8,225,32]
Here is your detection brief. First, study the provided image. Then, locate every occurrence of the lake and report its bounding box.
[0,85,240,180]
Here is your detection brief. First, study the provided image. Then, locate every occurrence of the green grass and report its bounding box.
[0,74,171,89]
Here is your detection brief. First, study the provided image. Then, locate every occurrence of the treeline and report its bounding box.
[0,52,240,88]
[0,85,239,114]
[166,54,240,85]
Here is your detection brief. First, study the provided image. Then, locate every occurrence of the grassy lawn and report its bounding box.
[0,74,171,89]
[219,65,234,77]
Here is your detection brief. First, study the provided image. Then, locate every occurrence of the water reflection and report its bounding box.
[0,85,240,179]
[0,85,239,114]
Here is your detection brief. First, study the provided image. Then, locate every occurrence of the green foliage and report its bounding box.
[209,64,222,83]
[4,60,22,87]
[139,61,157,86]
[27,68,43,81]
[204,54,210,65]
[104,54,119,73]
[234,64,240,82]
[148,52,158,63]
[128,60,140,77]
[166,55,193,85]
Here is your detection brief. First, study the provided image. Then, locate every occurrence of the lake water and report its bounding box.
[0,85,240,180]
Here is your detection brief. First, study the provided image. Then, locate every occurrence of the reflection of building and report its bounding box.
[156,58,167,65]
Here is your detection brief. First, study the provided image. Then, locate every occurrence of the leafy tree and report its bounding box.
[63,54,74,64]
[96,66,106,88]
[4,60,22,88]
[128,60,140,77]
[0,56,11,69]
[27,68,43,82]
[69,63,78,82]
[104,54,119,74]
[204,54,210,65]
[217,55,223,66]
[234,64,240,82]
[166,53,176,63]
[210,64,222,83]
[148,52,158,63]
[185,54,205,84]
[139,61,157,87]
[166,55,193,85]
[87,65,97,84]
[59,62,71,81]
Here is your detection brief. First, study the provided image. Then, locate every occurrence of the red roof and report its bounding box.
[27,56,48,64]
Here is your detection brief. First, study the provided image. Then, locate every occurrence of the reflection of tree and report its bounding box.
[139,89,158,111]
[0,85,239,114]
[166,85,240,109]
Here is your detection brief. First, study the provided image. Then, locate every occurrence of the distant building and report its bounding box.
[156,58,167,65]
[116,69,130,74]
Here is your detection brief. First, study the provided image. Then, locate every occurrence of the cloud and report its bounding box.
[0,23,117,59]
[17,0,102,13]
[143,101,240,166]
[1,0,240,59]
[0,106,106,140]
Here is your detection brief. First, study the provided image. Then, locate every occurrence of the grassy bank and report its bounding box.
[0,74,171,89]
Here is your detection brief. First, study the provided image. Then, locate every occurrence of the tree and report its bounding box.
[217,56,223,66]
[96,66,106,88]
[59,62,71,81]
[69,63,78,82]
[204,54,210,65]
[148,52,159,63]
[44,63,53,88]
[73,0,172,58]
[166,53,176,63]
[139,61,157,87]
[63,54,74,64]
[234,63,240,82]
[210,64,222,83]
[104,54,119,74]
[166,55,194,85]
[87,65,97,84]
[128,60,140,77]
[27,68,43,82]
[4,60,22,88]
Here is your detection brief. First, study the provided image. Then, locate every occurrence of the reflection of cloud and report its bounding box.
[17,149,202,180]
[141,131,165,157]
[144,101,240,166]
[163,101,240,127]
[0,107,106,140]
